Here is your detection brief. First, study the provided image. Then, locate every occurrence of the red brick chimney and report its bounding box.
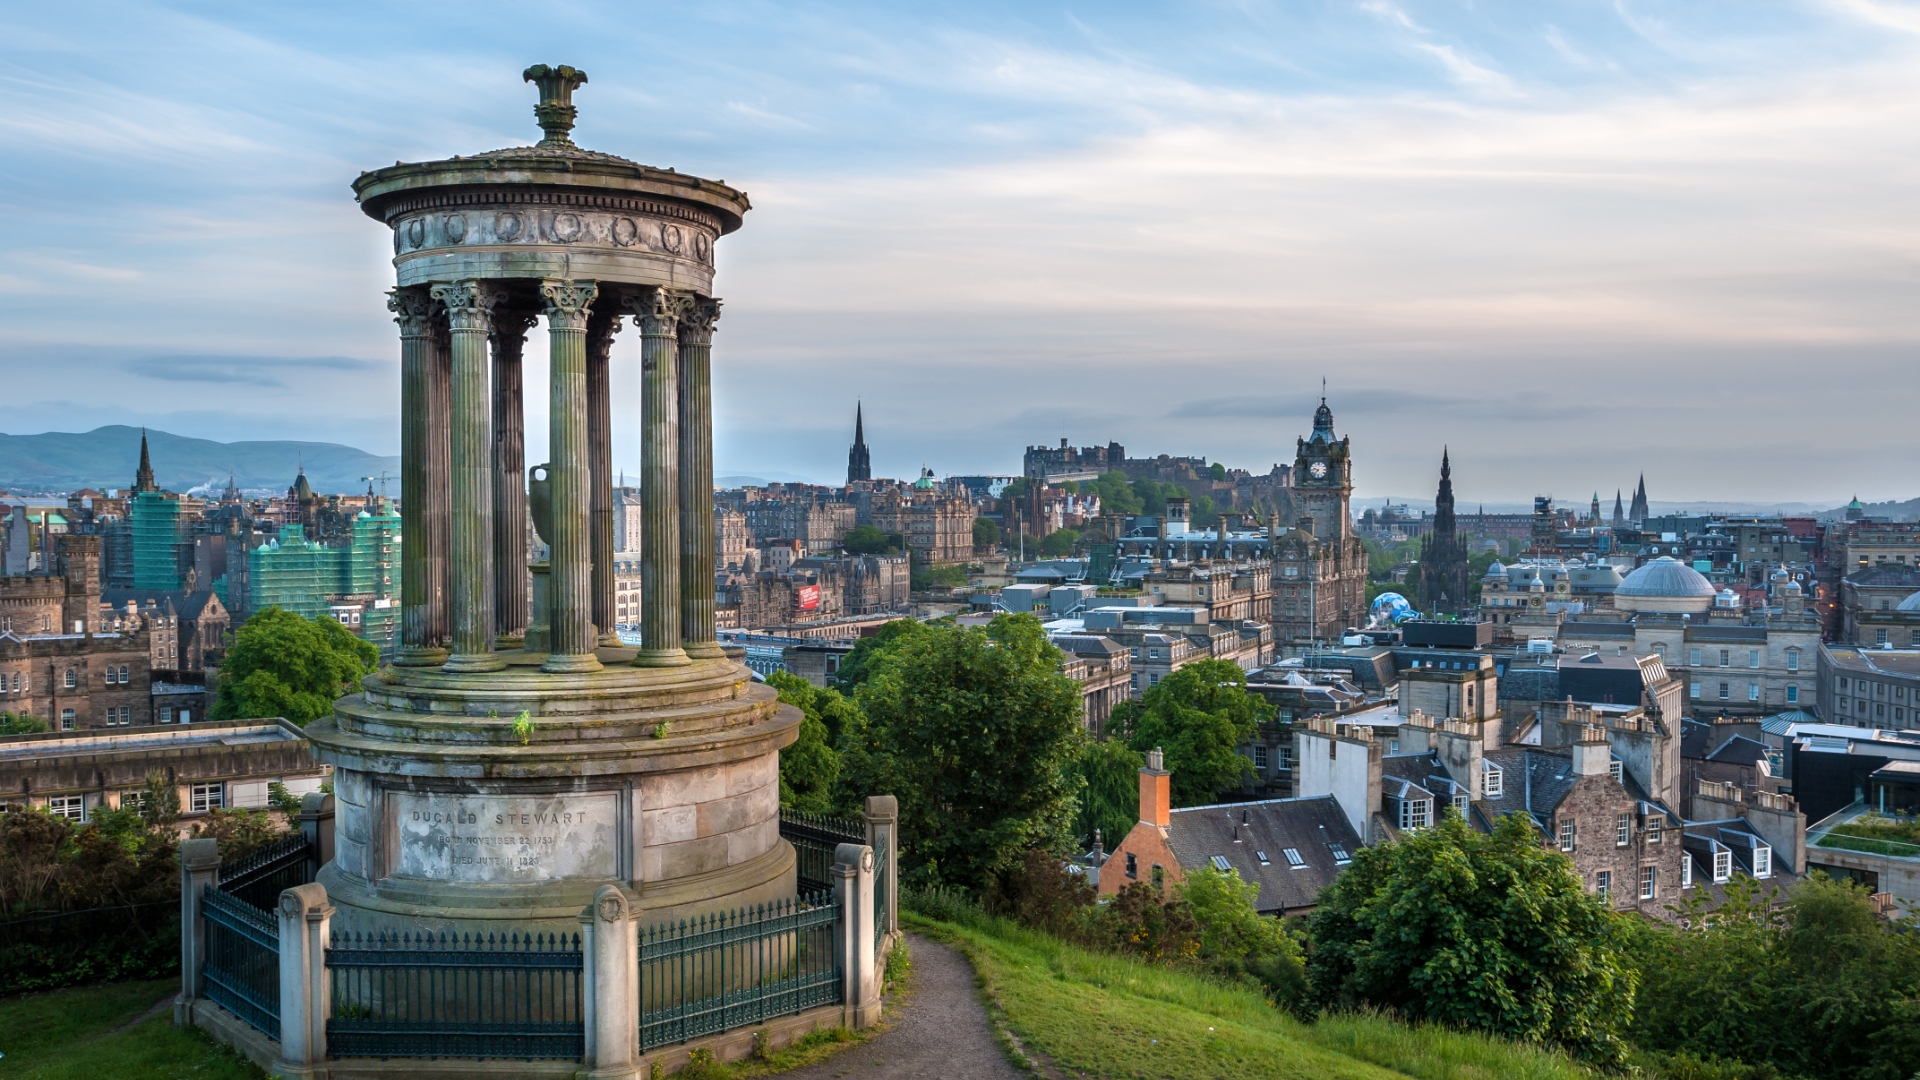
[1139,746,1171,829]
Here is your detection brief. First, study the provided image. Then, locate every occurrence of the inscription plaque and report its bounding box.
[387,791,620,884]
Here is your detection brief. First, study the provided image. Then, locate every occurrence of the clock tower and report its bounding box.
[1294,397,1352,542]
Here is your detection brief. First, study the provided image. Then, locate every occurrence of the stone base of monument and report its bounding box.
[304,650,801,938]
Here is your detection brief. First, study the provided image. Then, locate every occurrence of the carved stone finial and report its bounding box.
[523,64,589,148]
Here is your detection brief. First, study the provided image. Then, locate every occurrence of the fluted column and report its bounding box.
[390,288,445,666]
[540,279,602,674]
[491,309,538,648]
[677,296,724,660]
[426,315,453,652]
[587,308,621,646]
[432,280,503,673]
[627,288,688,667]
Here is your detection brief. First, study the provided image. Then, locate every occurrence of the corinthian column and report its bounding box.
[432,280,503,673]
[491,309,539,648]
[540,279,602,674]
[626,288,688,667]
[677,296,724,660]
[587,308,621,646]
[426,314,453,653]
[390,287,446,666]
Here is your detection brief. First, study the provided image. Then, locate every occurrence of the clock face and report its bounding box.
[1310,461,1328,479]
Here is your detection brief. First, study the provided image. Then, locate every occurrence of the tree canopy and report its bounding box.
[1039,528,1079,557]
[211,606,379,726]
[766,671,850,815]
[1114,659,1271,806]
[1308,812,1636,1063]
[840,524,895,555]
[972,516,999,550]
[1072,738,1143,849]
[847,613,1085,886]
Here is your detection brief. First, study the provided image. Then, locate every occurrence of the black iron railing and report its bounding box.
[326,930,584,1060]
[203,884,280,1038]
[638,891,841,1052]
[218,833,315,911]
[779,810,864,894]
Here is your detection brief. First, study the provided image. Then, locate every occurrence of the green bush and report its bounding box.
[211,606,379,726]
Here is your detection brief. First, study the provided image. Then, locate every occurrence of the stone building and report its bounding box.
[715,506,751,571]
[1140,560,1272,624]
[1839,564,1920,647]
[868,481,973,566]
[744,492,855,556]
[0,535,159,731]
[1819,643,1920,730]
[1417,450,1471,616]
[1049,633,1134,735]
[0,718,327,821]
[1271,399,1368,646]
[101,589,230,675]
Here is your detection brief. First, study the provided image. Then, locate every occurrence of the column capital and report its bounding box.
[623,286,682,337]
[490,309,540,345]
[675,295,721,345]
[387,287,436,338]
[430,280,501,332]
[539,279,599,331]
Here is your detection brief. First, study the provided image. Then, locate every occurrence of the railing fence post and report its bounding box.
[863,795,898,941]
[174,837,221,1026]
[583,883,639,1079]
[298,792,335,878]
[273,883,331,1079]
[832,842,878,1029]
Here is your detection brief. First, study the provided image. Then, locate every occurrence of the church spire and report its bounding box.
[846,400,872,485]
[133,428,157,493]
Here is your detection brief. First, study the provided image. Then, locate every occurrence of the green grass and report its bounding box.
[0,980,264,1080]
[908,910,1599,1080]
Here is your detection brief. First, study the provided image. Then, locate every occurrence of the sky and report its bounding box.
[1,1,1917,505]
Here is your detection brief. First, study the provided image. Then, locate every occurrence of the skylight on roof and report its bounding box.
[1256,850,1270,865]
[1283,848,1305,867]
[1211,855,1232,872]
[1328,844,1351,864]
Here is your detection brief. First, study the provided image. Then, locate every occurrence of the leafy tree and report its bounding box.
[972,516,999,551]
[1131,477,1172,516]
[849,614,1085,887]
[0,712,48,735]
[1181,865,1308,1006]
[1209,462,1228,480]
[1190,494,1217,528]
[1308,812,1636,1064]
[1072,738,1143,849]
[830,618,933,693]
[1038,528,1079,557]
[909,564,968,590]
[766,671,849,814]
[1091,471,1143,516]
[138,770,180,828]
[841,524,894,555]
[1114,659,1272,806]
[211,606,379,726]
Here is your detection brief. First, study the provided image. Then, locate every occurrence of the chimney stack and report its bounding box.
[1139,746,1171,829]
[1571,724,1610,777]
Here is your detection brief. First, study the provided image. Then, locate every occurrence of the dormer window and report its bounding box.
[1609,760,1623,783]
[1753,846,1772,879]
[1713,850,1731,883]
[1483,761,1504,798]
[1399,799,1431,830]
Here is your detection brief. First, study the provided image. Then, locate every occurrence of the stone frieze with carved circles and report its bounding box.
[391,207,717,267]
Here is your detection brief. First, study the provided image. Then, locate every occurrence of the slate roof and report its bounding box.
[1500,666,1561,701]
[1706,734,1770,767]
[1164,796,1361,914]
[1681,719,1715,760]
[1560,620,1637,639]
[1845,564,1920,589]
[1479,748,1580,829]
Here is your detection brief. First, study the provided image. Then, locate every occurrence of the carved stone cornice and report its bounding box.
[430,280,500,332]
[676,296,721,345]
[539,279,599,332]
[387,287,436,339]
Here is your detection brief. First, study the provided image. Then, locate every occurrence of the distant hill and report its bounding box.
[0,426,399,497]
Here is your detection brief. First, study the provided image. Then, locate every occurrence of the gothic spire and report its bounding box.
[846,400,872,485]
[133,428,157,493]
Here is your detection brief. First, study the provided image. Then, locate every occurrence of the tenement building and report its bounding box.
[1271,399,1368,646]
[0,535,158,730]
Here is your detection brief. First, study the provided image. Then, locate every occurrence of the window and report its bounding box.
[1748,683,1760,702]
[1640,865,1657,900]
[1609,759,1623,783]
[1720,649,1730,666]
[1328,843,1351,864]
[1211,855,1233,872]
[1252,745,1269,770]
[1689,648,1702,666]
[1483,761,1504,798]
[1719,682,1730,700]
[1647,820,1662,843]
[1878,629,1890,646]
[1126,853,1137,879]
[1151,865,1165,889]
[60,709,75,730]
[1399,799,1430,830]
[190,783,224,813]
[1691,683,1701,700]
[1595,870,1611,901]
[1453,792,1470,817]
[1559,818,1577,852]
[1786,649,1800,672]
[63,668,76,689]
[1682,857,1694,889]
[1713,850,1731,883]
[1753,846,1772,878]
[1388,739,1400,754]
[1283,847,1305,867]
[1787,685,1800,704]
[1256,850,1270,866]
[47,796,85,820]
[121,790,146,812]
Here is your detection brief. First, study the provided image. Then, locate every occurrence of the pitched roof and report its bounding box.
[1164,796,1361,914]
[1706,734,1770,766]
[1480,748,1581,827]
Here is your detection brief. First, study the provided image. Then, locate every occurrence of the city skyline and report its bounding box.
[3,2,1918,502]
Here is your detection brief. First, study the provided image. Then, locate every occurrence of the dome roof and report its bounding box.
[1483,562,1508,580]
[1898,591,1920,613]
[1617,556,1716,599]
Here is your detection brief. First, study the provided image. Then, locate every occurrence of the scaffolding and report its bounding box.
[248,504,403,657]
[130,492,183,590]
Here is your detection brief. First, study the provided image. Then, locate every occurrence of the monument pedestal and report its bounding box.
[305,652,798,937]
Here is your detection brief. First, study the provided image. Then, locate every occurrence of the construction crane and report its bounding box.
[361,471,395,497]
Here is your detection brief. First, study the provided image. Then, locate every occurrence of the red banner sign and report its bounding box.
[797,585,820,611]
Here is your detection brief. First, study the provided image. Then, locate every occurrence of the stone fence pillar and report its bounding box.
[273,883,333,1080]
[299,792,335,875]
[173,837,221,1026]
[581,884,639,1079]
[863,795,898,942]
[833,843,879,1030]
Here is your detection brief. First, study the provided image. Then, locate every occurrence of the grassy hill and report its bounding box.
[0,426,397,496]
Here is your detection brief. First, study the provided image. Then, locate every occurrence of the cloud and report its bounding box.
[125,354,383,387]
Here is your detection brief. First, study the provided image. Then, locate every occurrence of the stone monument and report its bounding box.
[304,65,798,936]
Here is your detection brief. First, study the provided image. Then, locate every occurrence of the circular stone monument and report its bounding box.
[303,65,798,936]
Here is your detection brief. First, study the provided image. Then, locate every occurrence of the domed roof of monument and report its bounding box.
[1898,591,1920,613]
[352,64,750,233]
[1617,556,1716,599]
